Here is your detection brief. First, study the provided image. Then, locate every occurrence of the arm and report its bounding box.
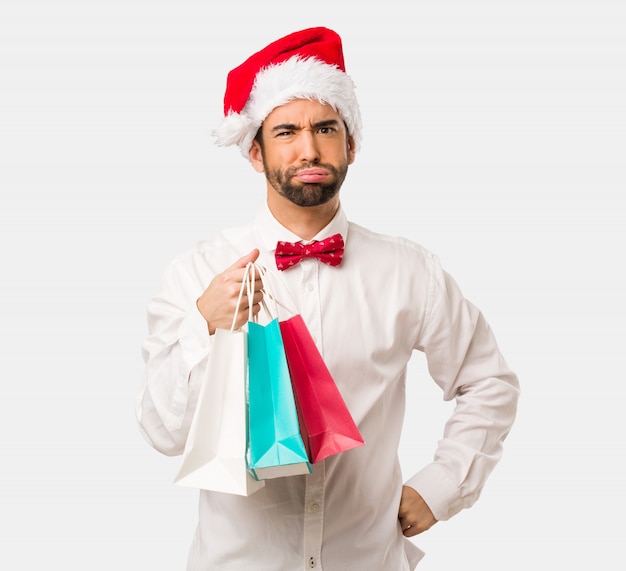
[136,249,261,456]
[401,264,520,530]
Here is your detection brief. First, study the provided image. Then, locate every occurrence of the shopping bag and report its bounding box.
[260,266,365,463]
[246,264,312,480]
[280,314,365,463]
[173,264,265,496]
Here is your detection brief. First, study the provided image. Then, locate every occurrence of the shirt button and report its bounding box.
[309,503,320,513]
[309,557,316,568]
[305,282,315,292]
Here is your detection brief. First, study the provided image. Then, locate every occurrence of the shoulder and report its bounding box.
[347,221,441,272]
[166,222,256,276]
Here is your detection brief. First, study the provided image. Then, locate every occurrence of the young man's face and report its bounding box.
[250,99,356,208]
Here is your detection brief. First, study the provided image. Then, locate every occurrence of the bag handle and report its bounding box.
[255,264,299,317]
[229,261,296,330]
[238,262,276,326]
[251,264,298,318]
[230,262,254,331]
[250,263,280,321]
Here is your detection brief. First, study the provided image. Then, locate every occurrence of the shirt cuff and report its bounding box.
[404,463,463,521]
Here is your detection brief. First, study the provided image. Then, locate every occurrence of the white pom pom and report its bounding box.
[212,112,252,147]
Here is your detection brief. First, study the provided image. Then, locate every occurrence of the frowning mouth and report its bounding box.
[293,168,329,183]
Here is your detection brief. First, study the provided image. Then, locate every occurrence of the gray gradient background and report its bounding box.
[1,1,624,568]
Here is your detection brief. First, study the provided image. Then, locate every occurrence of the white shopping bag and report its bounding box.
[174,266,265,495]
[174,327,264,495]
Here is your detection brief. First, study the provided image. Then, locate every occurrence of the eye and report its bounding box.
[318,126,336,135]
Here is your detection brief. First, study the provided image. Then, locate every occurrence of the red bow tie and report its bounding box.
[275,233,344,271]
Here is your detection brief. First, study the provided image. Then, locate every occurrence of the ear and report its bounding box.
[249,139,265,173]
[347,135,356,165]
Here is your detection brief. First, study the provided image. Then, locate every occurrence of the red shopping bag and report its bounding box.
[279,314,365,463]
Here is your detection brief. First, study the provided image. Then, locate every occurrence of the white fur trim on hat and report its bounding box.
[213,56,362,160]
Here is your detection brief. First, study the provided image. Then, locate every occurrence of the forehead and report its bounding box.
[263,99,343,127]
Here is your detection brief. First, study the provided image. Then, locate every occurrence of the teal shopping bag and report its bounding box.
[246,264,311,480]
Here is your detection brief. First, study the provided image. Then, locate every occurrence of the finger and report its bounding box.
[249,302,262,318]
[232,300,262,328]
[225,249,260,271]
[249,290,264,306]
[398,516,412,535]
[402,525,419,538]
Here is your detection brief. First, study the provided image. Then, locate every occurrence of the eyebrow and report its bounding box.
[269,119,340,134]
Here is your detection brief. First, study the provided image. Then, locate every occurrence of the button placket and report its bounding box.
[298,260,324,569]
[299,260,322,349]
[303,461,325,571]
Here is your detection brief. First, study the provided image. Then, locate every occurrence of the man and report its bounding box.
[137,27,519,570]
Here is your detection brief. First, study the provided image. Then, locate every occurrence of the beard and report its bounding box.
[264,161,348,208]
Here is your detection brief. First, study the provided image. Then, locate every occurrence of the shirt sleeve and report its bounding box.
[136,255,213,456]
[405,261,520,521]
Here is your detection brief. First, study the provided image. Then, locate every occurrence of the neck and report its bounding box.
[266,192,340,241]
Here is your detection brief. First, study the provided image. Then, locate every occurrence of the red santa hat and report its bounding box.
[213,27,362,159]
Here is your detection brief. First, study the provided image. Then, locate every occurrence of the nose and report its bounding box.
[298,129,320,163]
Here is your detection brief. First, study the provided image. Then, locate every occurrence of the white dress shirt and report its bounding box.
[137,202,520,570]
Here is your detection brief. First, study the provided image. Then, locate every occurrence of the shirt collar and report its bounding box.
[255,200,349,253]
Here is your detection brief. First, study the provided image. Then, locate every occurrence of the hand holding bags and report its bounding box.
[174,259,363,494]
[173,264,265,496]
[245,263,312,480]
[260,266,365,464]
